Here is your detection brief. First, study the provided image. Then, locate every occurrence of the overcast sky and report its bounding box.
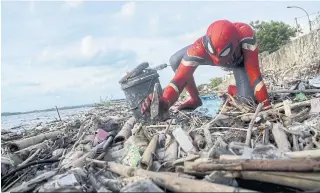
[2,0,320,112]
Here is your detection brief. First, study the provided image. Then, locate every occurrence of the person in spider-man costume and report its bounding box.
[141,20,271,115]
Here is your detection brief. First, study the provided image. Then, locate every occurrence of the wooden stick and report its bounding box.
[88,159,256,192]
[272,123,291,152]
[183,159,320,172]
[245,103,264,147]
[14,140,48,158]
[269,89,320,93]
[238,100,312,119]
[146,125,167,129]
[71,132,86,152]
[55,106,62,121]
[17,149,41,167]
[219,155,241,160]
[195,127,247,132]
[285,149,320,159]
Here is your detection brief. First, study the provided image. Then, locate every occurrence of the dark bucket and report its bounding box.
[120,70,162,120]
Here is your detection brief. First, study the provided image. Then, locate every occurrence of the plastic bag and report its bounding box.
[193,94,223,117]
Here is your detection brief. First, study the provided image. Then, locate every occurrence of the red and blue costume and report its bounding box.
[142,20,271,114]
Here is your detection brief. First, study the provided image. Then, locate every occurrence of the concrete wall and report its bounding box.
[259,29,320,85]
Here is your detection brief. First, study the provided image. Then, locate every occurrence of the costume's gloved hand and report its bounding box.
[178,98,202,110]
[141,94,170,115]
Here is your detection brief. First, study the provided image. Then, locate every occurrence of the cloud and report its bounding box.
[28,0,36,14]
[112,2,136,20]
[63,0,84,9]
[149,15,160,34]
[119,2,136,17]
[81,35,94,57]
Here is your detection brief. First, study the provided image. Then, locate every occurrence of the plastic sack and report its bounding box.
[309,76,320,88]
[193,94,223,117]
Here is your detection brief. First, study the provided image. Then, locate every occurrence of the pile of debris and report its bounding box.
[2,78,320,192]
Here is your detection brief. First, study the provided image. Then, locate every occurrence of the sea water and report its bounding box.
[1,107,92,132]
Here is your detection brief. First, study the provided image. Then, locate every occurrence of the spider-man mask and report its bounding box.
[203,20,242,66]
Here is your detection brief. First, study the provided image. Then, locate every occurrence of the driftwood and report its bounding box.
[164,140,178,162]
[240,100,312,120]
[65,140,107,168]
[183,159,320,172]
[203,125,213,151]
[173,154,200,166]
[219,148,320,160]
[7,170,57,192]
[114,116,136,143]
[269,89,320,93]
[245,103,264,146]
[17,149,41,167]
[263,128,270,145]
[140,135,158,170]
[271,123,291,152]
[7,131,62,152]
[87,159,255,192]
[292,135,300,151]
[285,149,320,159]
[227,171,320,190]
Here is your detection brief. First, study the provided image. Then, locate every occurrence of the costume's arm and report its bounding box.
[239,24,271,108]
[162,37,208,106]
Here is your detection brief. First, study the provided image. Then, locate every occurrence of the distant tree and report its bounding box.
[209,77,223,90]
[249,20,297,53]
[312,14,320,30]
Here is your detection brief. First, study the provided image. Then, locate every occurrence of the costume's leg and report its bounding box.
[169,45,191,71]
[169,45,202,110]
[232,66,255,103]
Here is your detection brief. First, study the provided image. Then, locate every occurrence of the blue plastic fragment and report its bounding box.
[192,94,223,118]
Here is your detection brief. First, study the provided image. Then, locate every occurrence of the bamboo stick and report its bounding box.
[183,159,320,172]
[114,116,136,143]
[7,131,62,152]
[269,89,320,93]
[87,159,256,192]
[140,135,158,170]
[285,149,320,159]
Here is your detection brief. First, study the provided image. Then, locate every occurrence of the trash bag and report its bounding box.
[309,76,320,88]
[193,94,223,117]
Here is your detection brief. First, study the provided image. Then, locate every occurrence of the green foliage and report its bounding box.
[209,77,223,90]
[249,20,297,53]
[99,95,112,107]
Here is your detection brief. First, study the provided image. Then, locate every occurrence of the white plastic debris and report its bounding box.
[172,126,195,153]
[309,76,320,88]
